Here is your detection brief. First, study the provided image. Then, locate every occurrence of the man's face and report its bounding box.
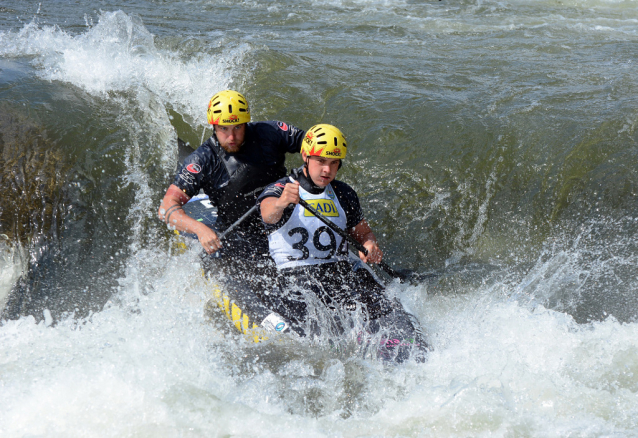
[302,152,340,188]
[214,124,246,153]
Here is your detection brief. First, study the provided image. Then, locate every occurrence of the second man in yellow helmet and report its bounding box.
[257,124,428,362]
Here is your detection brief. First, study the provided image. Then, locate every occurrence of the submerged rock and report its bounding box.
[0,106,68,319]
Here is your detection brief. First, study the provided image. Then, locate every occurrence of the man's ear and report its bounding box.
[301,151,308,161]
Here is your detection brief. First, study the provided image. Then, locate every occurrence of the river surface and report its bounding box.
[1,0,638,436]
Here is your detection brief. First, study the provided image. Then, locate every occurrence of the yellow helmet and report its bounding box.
[301,124,347,160]
[206,90,251,125]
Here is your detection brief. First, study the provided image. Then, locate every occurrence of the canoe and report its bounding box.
[174,195,429,362]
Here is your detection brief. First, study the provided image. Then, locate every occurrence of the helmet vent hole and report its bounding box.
[317,141,327,145]
[239,108,247,113]
[228,105,233,113]
[212,101,220,107]
[333,138,338,146]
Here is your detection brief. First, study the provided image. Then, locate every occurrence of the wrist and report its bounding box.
[274,198,290,211]
[194,221,213,235]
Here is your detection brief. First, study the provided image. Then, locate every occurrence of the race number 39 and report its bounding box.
[287,226,348,261]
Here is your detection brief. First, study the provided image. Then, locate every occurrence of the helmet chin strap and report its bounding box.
[301,158,324,193]
[302,156,342,190]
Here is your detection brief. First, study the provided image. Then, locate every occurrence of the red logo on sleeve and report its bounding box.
[186,163,201,174]
[277,122,289,131]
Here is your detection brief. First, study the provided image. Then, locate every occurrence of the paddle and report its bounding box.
[297,198,410,283]
[217,205,258,241]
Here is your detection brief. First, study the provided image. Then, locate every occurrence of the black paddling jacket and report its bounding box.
[173,121,305,235]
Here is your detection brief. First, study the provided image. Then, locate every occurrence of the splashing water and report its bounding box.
[1,3,637,436]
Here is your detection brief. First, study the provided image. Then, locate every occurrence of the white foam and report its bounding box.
[1,243,637,436]
[393,284,638,435]
[1,3,637,436]
[0,238,26,316]
[0,10,251,127]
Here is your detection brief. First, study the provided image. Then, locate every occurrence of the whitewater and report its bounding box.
[1,1,638,436]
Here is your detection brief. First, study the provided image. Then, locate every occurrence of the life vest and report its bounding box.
[209,140,285,228]
[268,179,350,270]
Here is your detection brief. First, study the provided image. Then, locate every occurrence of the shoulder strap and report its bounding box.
[209,136,242,176]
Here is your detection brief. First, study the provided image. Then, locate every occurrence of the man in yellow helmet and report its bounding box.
[158,90,304,268]
[258,124,428,363]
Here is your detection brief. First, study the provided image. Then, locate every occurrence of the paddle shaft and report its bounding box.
[217,205,258,241]
[210,199,407,282]
[297,199,406,281]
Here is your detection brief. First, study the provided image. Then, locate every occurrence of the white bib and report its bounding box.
[268,181,350,269]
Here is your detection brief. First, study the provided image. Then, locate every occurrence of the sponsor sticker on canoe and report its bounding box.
[303,199,339,217]
[261,313,288,333]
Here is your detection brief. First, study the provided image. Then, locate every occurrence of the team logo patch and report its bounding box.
[186,163,201,174]
[326,186,336,200]
[275,322,286,331]
[277,121,288,131]
[304,199,339,217]
[179,171,195,184]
